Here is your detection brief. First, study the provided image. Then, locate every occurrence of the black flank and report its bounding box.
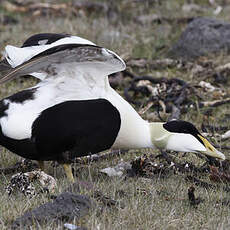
[0,88,39,158]
[0,100,9,118]
[7,88,37,103]
[22,33,71,47]
[163,120,204,145]
[32,99,121,162]
[0,88,36,118]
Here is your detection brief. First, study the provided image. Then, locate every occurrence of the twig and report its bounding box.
[139,101,154,115]
[199,98,230,107]
[168,104,180,121]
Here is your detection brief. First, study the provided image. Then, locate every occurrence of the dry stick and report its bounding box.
[168,85,189,121]
[123,71,230,124]
[199,98,230,107]
[123,71,189,116]
[124,86,139,105]
[139,101,154,115]
[168,105,181,121]
[156,103,164,121]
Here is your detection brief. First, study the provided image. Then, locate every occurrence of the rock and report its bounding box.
[64,223,87,230]
[169,17,230,60]
[6,170,57,196]
[100,160,131,177]
[11,192,93,229]
[198,81,216,92]
[213,6,222,15]
[222,130,230,139]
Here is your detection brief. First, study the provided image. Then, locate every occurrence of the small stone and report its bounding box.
[198,81,215,92]
[64,223,87,230]
[100,161,131,177]
[222,130,230,139]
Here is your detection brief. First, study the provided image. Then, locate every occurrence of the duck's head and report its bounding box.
[150,120,225,160]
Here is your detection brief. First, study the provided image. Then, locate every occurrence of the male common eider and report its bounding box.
[0,33,225,182]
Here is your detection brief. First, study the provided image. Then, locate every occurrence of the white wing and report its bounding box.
[0,43,126,84]
[3,35,96,80]
[0,36,126,140]
[4,36,95,68]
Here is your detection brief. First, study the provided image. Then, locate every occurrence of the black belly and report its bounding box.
[0,98,121,162]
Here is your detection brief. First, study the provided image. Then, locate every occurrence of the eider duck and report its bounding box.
[0,33,225,182]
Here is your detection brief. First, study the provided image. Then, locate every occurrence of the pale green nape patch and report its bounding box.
[149,122,172,149]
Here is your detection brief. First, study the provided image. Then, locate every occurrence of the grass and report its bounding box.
[1,0,230,229]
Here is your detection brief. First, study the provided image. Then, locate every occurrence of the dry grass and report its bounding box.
[1,0,230,229]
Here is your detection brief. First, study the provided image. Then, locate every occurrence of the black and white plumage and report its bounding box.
[0,33,225,182]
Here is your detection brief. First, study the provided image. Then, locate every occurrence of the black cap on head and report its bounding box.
[163,120,203,145]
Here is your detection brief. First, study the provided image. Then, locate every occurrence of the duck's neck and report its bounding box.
[108,88,171,150]
[112,119,170,150]
[149,122,170,150]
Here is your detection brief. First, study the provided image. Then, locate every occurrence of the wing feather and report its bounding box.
[0,44,126,84]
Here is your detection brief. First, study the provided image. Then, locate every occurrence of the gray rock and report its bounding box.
[169,17,230,60]
[11,192,93,229]
[100,161,132,177]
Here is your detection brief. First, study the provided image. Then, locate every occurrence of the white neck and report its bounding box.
[109,88,154,149]
[149,122,170,149]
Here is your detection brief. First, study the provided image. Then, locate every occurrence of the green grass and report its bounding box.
[1,0,230,229]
